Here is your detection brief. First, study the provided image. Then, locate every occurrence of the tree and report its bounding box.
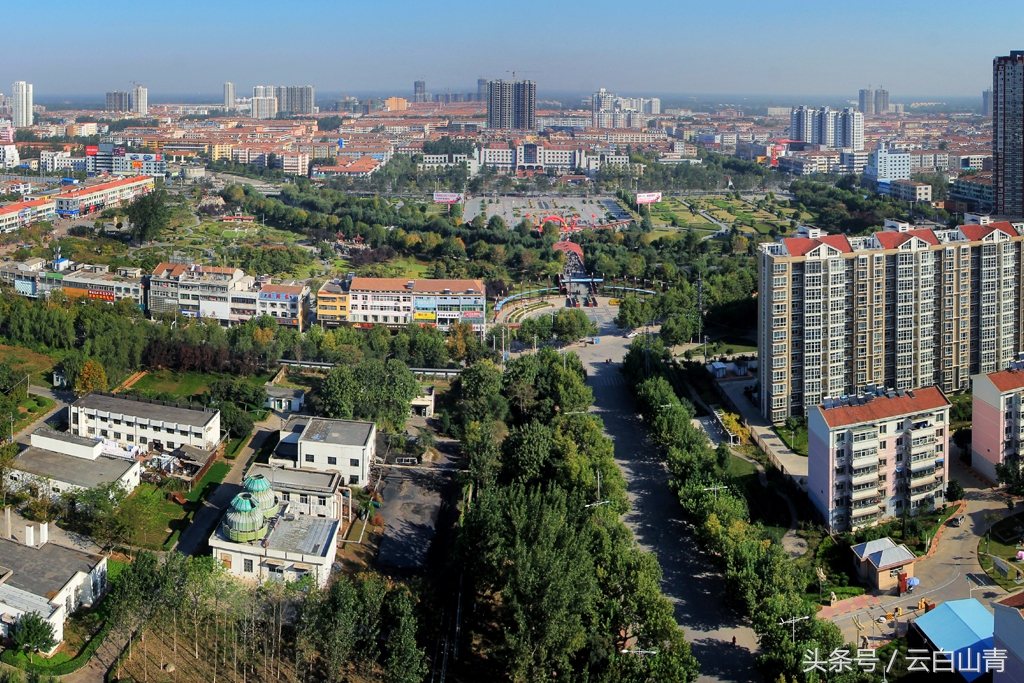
[716,441,732,471]
[614,295,649,330]
[126,189,171,244]
[659,313,696,346]
[0,440,17,507]
[552,309,596,343]
[384,590,426,683]
[945,478,965,503]
[12,611,57,654]
[73,360,108,396]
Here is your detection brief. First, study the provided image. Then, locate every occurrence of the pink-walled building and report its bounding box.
[994,592,1024,683]
[971,367,1024,484]
[808,386,951,533]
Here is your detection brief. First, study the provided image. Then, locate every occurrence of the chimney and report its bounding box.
[4,506,10,540]
[38,521,48,546]
[24,523,35,547]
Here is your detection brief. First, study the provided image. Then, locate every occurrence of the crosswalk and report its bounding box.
[588,374,626,387]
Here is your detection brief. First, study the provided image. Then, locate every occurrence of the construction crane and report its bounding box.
[506,70,541,80]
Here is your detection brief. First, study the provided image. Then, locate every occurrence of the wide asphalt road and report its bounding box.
[557,302,763,683]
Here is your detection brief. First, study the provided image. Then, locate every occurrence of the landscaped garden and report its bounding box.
[978,510,1024,591]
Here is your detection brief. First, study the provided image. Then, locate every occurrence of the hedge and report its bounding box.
[1,622,111,676]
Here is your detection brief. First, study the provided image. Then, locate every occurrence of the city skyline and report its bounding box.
[0,0,1017,97]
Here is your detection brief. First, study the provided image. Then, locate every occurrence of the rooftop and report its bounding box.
[914,599,994,662]
[267,515,337,556]
[348,277,485,295]
[301,418,374,447]
[248,463,340,494]
[32,426,98,449]
[73,392,218,429]
[266,386,305,400]
[14,448,135,489]
[0,536,103,600]
[816,386,949,429]
[985,367,1024,393]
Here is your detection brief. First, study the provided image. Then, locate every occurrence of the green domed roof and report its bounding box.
[244,474,271,493]
[231,493,258,513]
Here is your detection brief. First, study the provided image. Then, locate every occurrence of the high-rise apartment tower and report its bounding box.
[12,81,33,128]
[224,82,236,110]
[858,88,875,116]
[874,88,890,114]
[105,90,130,112]
[486,79,536,130]
[994,52,1024,216]
[131,85,148,117]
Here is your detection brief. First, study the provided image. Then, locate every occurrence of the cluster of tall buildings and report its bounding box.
[590,88,660,129]
[857,86,891,115]
[413,78,489,104]
[104,85,148,116]
[788,106,865,150]
[485,79,536,130]
[225,84,317,119]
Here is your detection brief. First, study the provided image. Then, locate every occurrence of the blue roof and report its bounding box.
[915,599,993,682]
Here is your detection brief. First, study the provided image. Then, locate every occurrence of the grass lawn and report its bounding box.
[978,511,1024,591]
[775,424,809,456]
[13,395,55,435]
[0,343,59,387]
[129,460,231,550]
[130,369,274,400]
[728,455,790,542]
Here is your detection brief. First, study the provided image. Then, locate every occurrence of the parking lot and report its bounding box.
[376,466,448,569]
[462,194,616,226]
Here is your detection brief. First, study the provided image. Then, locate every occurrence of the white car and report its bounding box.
[627,331,639,339]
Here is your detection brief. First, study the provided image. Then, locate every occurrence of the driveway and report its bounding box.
[572,305,763,683]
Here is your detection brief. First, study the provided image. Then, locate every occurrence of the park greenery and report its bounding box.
[440,349,699,681]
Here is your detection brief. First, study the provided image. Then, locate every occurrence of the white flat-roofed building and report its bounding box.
[5,428,142,499]
[247,463,345,519]
[70,392,222,452]
[271,416,375,486]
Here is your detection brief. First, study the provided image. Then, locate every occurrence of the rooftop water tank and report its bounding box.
[243,473,279,518]
[223,492,268,542]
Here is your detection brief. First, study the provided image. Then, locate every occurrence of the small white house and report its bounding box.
[271,416,375,486]
[264,386,306,413]
[6,428,141,499]
[0,518,108,652]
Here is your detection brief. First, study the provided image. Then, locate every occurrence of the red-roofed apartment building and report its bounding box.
[758,219,1024,423]
[808,386,951,532]
[971,366,1024,483]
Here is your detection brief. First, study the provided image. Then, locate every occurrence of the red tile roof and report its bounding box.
[782,238,821,257]
[986,368,1024,393]
[960,222,1017,241]
[818,386,949,429]
[817,234,852,252]
[152,262,240,278]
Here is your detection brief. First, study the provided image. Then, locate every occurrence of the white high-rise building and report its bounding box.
[789,105,863,150]
[12,81,33,128]
[131,85,148,117]
[836,108,864,150]
[223,82,236,110]
[252,97,278,119]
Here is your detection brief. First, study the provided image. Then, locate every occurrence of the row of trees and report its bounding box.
[106,552,426,683]
[621,339,857,682]
[447,350,700,681]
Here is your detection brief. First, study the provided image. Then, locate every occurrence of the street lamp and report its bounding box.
[621,649,658,655]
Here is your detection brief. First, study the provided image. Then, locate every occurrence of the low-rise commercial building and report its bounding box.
[0,198,56,233]
[70,392,222,452]
[315,279,349,325]
[971,365,1024,483]
[61,265,144,307]
[347,277,486,333]
[55,175,154,217]
[257,283,309,330]
[807,386,950,533]
[147,262,255,321]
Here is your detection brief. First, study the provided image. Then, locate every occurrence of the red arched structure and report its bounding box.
[552,240,584,262]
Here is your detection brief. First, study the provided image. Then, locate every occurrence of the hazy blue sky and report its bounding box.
[2,0,1017,99]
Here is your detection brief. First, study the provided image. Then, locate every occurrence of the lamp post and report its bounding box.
[778,615,809,643]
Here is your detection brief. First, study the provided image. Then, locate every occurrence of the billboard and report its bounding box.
[413,311,436,321]
[433,192,463,204]
[85,145,98,156]
[636,192,662,205]
[199,300,232,320]
[127,153,163,162]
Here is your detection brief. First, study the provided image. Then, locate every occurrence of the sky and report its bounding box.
[3,0,1020,100]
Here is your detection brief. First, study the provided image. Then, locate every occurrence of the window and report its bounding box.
[140,437,147,444]
[350,458,360,468]
[167,442,174,449]
[305,454,315,463]
[100,430,108,437]
[318,497,327,506]
[349,475,359,485]
[299,495,309,504]
[127,435,134,442]
[72,413,79,424]
[88,428,95,435]
[243,559,253,573]
[327,457,337,465]
[113,432,121,440]
[221,554,232,569]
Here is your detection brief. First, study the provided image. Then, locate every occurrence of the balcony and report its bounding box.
[852,468,879,485]
[910,489,935,504]
[851,487,878,502]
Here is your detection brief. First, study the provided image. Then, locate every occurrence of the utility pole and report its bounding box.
[702,485,727,500]
[778,615,809,644]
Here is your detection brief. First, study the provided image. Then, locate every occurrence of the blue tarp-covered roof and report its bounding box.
[914,599,993,682]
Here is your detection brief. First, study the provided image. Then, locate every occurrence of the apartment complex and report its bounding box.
[54,175,155,217]
[346,277,486,332]
[994,51,1024,217]
[148,262,256,319]
[257,283,310,330]
[487,79,536,130]
[789,106,864,150]
[758,220,1024,423]
[70,392,222,452]
[808,386,950,533]
[970,364,1024,483]
[106,90,130,112]
[0,198,56,233]
[223,82,236,110]
[889,179,932,203]
[131,85,148,117]
[12,81,32,128]
[315,279,349,325]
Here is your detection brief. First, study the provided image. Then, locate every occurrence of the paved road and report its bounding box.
[827,460,1016,643]
[560,303,762,683]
